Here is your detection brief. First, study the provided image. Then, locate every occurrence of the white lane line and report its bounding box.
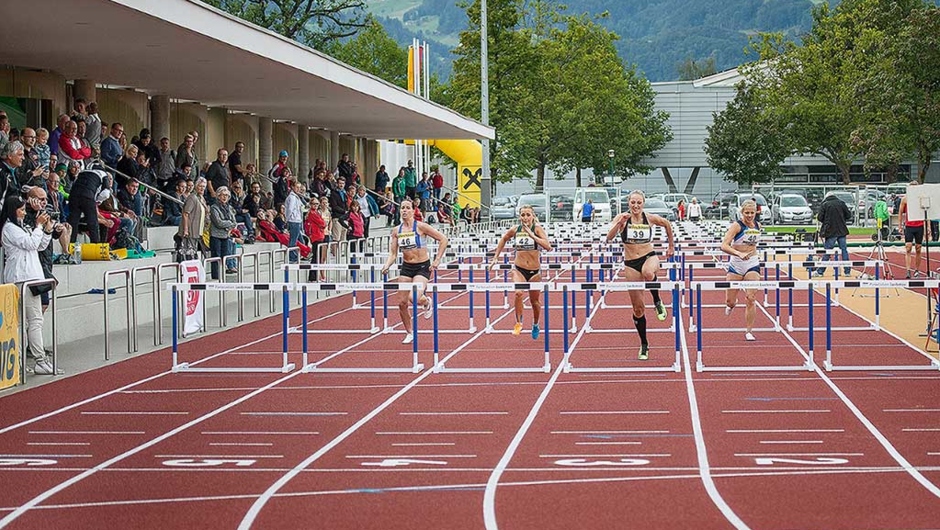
[726,429,843,433]
[201,432,318,436]
[755,302,940,500]
[904,428,940,432]
[376,431,493,435]
[209,443,274,447]
[154,454,283,459]
[238,287,519,530]
[676,308,749,530]
[29,431,145,435]
[0,454,91,458]
[391,443,456,447]
[398,412,508,416]
[551,430,669,435]
[559,410,669,415]
[735,453,864,457]
[883,409,940,413]
[240,412,347,416]
[26,443,90,446]
[926,453,940,456]
[721,410,831,414]
[539,454,671,458]
[345,454,477,459]
[758,441,824,444]
[80,412,189,415]
[574,442,641,446]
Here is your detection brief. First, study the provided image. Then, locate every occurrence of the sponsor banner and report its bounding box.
[181,260,205,336]
[0,284,20,389]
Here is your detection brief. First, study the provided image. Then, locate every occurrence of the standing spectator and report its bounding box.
[133,129,160,169]
[48,114,70,157]
[0,141,25,208]
[84,102,102,150]
[578,199,595,222]
[205,148,230,205]
[677,199,686,221]
[431,167,444,206]
[18,128,47,188]
[355,186,378,239]
[101,123,124,168]
[416,172,431,212]
[337,153,354,181]
[304,194,327,281]
[155,137,176,194]
[67,167,106,244]
[34,128,51,169]
[874,195,890,241]
[403,160,417,199]
[116,145,140,186]
[815,191,852,277]
[688,197,703,223]
[229,141,246,189]
[175,134,197,174]
[177,177,208,262]
[25,187,66,310]
[380,190,396,227]
[209,186,238,278]
[284,180,305,262]
[374,164,389,194]
[329,176,349,244]
[347,200,365,252]
[392,167,406,224]
[1,196,57,374]
[267,150,290,207]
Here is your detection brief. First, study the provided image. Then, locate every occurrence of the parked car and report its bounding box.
[771,194,814,224]
[637,197,677,221]
[550,195,573,220]
[727,193,772,224]
[858,189,886,218]
[515,193,549,223]
[661,193,694,212]
[491,196,516,220]
[572,188,613,222]
[707,190,737,219]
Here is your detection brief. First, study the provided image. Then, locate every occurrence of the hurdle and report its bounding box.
[690,280,814,372]
[169,282,296,373]
[562,281,683,373]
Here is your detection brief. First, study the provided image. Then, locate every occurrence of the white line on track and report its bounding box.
[904,428,940,432]
[239,412,347,416]
[26,443,90,446]
[883,409,940,413]
[927,453,940,456]
[154,454,283,459]
[391,443,456,447]
[345,454,477,459]
[758,441,823,444]
[538,454,672,458]
[726,429,844,433]
[376,431,493,435]
[209,443,274,447]
[558,410,669,415]
[201,431,318,436]
[80,412,189,415]
[0,454,91,458]
[575,442,641,446]
[721,409,831,414]
[28,431,145,435]
[398,412,508,416]
[734,453,863,457]
[550,430,669,434]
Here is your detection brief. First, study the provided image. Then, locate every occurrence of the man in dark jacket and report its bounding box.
[815,192,852,277]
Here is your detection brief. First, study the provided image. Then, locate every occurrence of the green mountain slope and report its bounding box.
[367,0,818,82]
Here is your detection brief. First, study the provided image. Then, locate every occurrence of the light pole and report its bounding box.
[607,149,615,184]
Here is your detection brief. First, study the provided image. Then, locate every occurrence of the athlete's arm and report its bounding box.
[532,224,552,251]
[720,222,746,259]
[381,228,399,277]
[650,214,675,259]
[490,228,515,268]
[606,214,627,243]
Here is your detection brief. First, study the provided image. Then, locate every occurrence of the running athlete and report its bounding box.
[720,199,761,341]
[381,199,449,344]
[607,190,675,360]
[490,205,553,339]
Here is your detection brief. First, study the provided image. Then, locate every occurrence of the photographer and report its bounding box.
[1,195,57,374]
[25,186,66,308]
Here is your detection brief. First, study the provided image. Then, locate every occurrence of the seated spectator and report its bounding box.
[256,210,311,258]
[230,180,254,242]
[34,128,51,168]
[437,192,454,226]
[161,179,186,227]
[57,119,92,169]
[95,189,123,245]
[116,144,139,186]
[97,183,136,239]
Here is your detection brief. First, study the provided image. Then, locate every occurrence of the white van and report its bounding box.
[572,188,613,222]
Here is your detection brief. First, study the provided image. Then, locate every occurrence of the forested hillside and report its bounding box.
[369,0,818,81]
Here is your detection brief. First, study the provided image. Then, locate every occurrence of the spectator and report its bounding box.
[25,187,67,310]
[0,196,57,375]
[0,141,25,208]
[229,141,246,188]
[815,191,852,277]
[209,186,239,278]
[85,102,102,150]
[116,144,140,187]
[347,200,365,252]
[133,129,160,168]
[48,114,70,157]
[45,173,72,249]
[688,197,703,223]
[0,115,8,151]
[97,179,136,239]
[355,186,379,239]
[380,190,396,227]
[437,192,454,226]
[230,180,254,242]
[677,199,686,221]
[404,160,417,199]
[416,172,431,212]
[67,167,106,244]
[95,188,122,246]
[267,150,290,207]
[176,177,208,263]
[100,123,124,168]
[155,137,176,194]
[284,180,305,262]
[57,120,92,169]
[18,128,47,188]
[162,179,186,227]
[374,164,389,194]
[34,128,51,169]
[116,179,144,223]
[392,168,406,224]
[315,195,332,275]
[175,133,197,174]
[578,199,595,222]
[337,153,354,181]
[205,148,231,205]
[329,176,348,243]
[431,167,444,206]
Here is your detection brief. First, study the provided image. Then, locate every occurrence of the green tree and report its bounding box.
[704,82,791,186]
[677,56,717,81]
[204,0,367,50]
[326,16,409,88]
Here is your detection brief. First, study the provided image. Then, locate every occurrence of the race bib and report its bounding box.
[740,228,761,246]
[625,223,652,243]
[398,231,417,250]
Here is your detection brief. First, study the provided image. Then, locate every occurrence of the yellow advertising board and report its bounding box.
[0,284,20,389]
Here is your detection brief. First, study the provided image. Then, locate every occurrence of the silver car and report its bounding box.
[491,196,516,220]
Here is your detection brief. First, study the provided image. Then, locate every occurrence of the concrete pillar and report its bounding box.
[151,95,171,143]
[73,79,96,107]
[298,125,310,183]
[330,130,340,170]
[259,117,273,191]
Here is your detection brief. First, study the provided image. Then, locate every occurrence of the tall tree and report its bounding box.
[677,56,717,81]
[204,0,367,50]
[704,82,791,186]
[325,16,409,88]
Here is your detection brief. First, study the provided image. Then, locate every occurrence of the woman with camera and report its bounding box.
[1,195,57,374]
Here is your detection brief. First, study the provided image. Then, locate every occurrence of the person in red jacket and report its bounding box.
[304,195,327,281]
[431,168,444,209]
[57,120,92,169]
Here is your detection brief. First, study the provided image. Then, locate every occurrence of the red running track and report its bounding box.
[0,267,938,529]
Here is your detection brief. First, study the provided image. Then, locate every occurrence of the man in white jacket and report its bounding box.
[1,195,57,375]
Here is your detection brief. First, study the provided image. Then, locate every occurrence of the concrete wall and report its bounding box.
[97,87,150,143]
[227,113,259,168]
[205,107,227,160]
